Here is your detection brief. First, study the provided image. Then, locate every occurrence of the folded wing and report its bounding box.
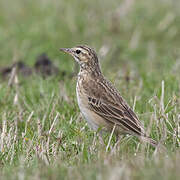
[88,96,145,136]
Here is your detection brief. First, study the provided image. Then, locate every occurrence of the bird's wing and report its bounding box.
[81,76,145,136]
[87,96,144,136]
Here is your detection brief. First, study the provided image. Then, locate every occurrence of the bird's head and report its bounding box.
[60,45,100,71]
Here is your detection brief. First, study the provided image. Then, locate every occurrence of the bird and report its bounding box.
[60,45,157,147]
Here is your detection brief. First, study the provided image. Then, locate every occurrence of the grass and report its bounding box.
[0,0,180,179]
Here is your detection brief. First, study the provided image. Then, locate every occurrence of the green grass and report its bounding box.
[0,0,180,179]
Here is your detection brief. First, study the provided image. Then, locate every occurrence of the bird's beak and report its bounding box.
[59,48,73,55]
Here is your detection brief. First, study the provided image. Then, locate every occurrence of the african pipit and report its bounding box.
[60,45,157,147]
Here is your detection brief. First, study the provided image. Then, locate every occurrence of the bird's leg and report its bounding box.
[97,131,105,146]
[115,133,120,143]
[110,134,122,154]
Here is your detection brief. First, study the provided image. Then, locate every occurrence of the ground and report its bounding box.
[0,0,180,179]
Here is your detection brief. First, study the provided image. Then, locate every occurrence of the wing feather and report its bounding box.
[88,97,144,136]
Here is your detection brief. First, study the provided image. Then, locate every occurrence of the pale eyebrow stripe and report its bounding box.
[77,45,90,52]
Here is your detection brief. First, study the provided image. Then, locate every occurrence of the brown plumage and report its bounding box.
[60,45,157,147]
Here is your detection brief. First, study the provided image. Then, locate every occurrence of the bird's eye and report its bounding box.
[75,49,81,54]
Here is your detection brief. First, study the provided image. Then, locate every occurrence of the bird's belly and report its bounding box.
[76,89,112,132]
[77,94,99,131]
[80,106,100,131]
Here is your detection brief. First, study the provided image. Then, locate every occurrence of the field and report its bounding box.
[0,0,180,179]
